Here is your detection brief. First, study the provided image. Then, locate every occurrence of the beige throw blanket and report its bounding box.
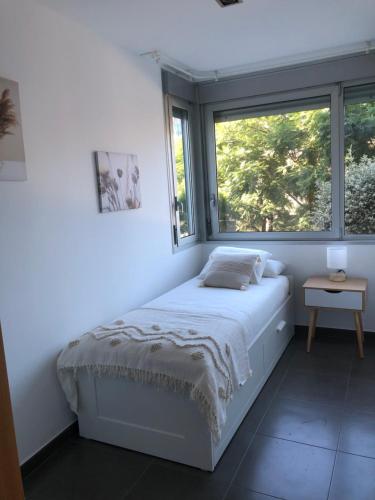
[57,307,252,441]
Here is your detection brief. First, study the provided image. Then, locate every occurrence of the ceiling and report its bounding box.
[38,0,375,76]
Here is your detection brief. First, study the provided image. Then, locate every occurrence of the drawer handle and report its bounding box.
[276,320,287,333]
[323,290,342,294]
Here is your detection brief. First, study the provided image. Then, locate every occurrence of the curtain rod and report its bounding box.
[140,40,375,83]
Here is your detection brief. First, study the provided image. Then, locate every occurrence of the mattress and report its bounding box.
[143,275,290,350]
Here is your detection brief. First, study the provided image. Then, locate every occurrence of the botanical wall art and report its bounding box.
[0,77,26,181]
[95,151,141,212]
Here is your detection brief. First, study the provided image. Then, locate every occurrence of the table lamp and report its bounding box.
[327,246,347,282]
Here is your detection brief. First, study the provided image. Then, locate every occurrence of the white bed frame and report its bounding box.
[77,278,294,471]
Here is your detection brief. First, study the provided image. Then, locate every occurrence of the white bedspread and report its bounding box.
[57,276,289,440]
[145,276,290,349]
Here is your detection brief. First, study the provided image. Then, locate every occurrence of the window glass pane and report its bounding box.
[344,83,375,235]
[214,97,332,233]
[172,107,194,238]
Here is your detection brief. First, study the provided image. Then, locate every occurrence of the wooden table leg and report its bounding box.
[354,311,364,359]
[359,312,365,343]
[307,309,318,353]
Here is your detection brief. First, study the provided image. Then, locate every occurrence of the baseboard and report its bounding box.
[295,324,373,337]
[21,421,78,479]
[296,324,351,336]
[295,325,375,337]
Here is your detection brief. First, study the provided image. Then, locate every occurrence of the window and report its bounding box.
[166,97,197,247]
[205,89,339,239]
[164,77,375,242]
[344,83,375,236]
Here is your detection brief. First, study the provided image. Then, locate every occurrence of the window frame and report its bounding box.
[341,78,375,241]
[204,85,341,241]
[165,95,198,249]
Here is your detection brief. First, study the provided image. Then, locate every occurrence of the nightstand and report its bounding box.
[303,276,368,358]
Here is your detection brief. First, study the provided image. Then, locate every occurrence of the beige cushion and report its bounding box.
[201,254,258,290]
[199,246,271,284]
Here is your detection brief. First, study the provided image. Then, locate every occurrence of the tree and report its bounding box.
[311,153,375,234]
[344,102,375,162]
[215,107,331,232]
[174,132,189,236]
[215,99,375,235]
[311,101,375,234]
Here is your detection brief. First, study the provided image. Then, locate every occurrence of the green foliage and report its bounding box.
[174,134,189,236]
[345,155,375,234]
[216,100,375,234]
[344,102,375,162]
[311,101,375,234]
[312,154,375,234]
[216,107,331,232]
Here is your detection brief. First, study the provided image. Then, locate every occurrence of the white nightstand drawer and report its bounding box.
[305,288,363,310]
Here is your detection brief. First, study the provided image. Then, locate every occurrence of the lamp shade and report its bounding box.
[327,246,347,270]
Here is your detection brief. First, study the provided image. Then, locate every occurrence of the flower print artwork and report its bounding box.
[95,151,141,212]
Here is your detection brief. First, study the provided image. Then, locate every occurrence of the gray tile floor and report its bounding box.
[24,330,375,500]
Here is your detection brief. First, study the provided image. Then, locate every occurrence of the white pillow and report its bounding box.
[199,246,271,284]
[263,259,286,278]
[200,254,259,290]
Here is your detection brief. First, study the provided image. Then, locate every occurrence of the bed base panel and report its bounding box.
[77,292,294,471]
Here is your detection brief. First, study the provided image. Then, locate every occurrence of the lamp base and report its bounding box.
[329,270,347,282]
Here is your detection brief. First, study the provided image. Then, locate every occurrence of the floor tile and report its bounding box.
[278,369,347,405]
[153,414,255,488]
[329,452,375,500]
[346,376,375,414]
[124,462,225,500]
[291,333,306,350]
[226,485,282,499]
[233,435,335,500]
[24,437,151,500]
[209,415,255,484]
[24,331,375,500]
[339,411,375,458]
[289,348,352,375]
[314,329,355,343]
[241,383,279,433]
[236,360,288,435]
[294,329,357,354]
[306,341,355,360]
[258,397,342,449]
[351,351,375,379]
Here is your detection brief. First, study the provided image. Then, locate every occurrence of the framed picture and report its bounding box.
[0,77,26,181]
[95,151,141,213]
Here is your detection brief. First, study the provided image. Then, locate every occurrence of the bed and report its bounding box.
[58,274,294,471]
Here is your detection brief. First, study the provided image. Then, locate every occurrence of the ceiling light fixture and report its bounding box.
[215,0,243,7]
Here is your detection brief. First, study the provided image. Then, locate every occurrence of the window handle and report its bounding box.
[276,320,287,333]
[210,193,217,208]
[173,225,178,245]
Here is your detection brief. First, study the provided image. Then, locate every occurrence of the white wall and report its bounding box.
[0,0,203,463]
[202,242,375,331]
